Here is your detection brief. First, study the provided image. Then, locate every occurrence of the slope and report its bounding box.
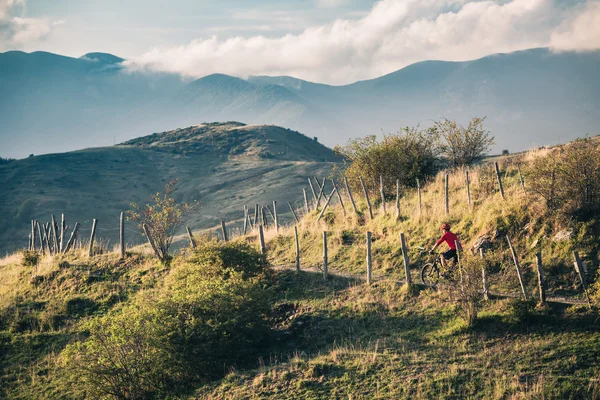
[0,122,341,255]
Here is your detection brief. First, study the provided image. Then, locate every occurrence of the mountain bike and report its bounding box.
[416,247,456,287]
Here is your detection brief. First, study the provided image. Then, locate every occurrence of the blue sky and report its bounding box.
[1,0,599,84]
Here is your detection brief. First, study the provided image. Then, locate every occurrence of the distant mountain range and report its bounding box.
[1,48,599,158]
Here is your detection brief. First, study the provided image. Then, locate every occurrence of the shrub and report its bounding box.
[433,117,494,167]
[446,255,484,327]
[62,241,271,398]
[128,179,196,264]
[524,138,600,221]
[335,126,441,195]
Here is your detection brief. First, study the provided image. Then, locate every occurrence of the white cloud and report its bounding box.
[550,1,600,51]
[0,0,60,50]
[317,0,349,8]
[124,0,600,84]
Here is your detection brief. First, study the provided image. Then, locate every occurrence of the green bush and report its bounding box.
[62,241,271,399]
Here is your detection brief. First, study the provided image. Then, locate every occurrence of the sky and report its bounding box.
[1,0,599,84]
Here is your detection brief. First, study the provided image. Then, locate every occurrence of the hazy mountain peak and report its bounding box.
[80,52,124,64]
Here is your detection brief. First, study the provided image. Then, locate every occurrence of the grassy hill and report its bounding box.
[0,122,341,256]
[1,138,599,399]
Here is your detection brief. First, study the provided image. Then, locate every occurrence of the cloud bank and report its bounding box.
[125,0,600,84]
[0,0,60,50]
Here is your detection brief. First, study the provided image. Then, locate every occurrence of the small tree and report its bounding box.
[128,179,195,263]
[335,126,441,195]
[435,117,494,167]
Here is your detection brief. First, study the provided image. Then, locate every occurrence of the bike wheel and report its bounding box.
[421,263,440,286]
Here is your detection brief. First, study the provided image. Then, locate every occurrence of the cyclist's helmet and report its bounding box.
[441,223,451,231]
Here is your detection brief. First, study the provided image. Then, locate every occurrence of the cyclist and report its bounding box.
[429,223,461,268]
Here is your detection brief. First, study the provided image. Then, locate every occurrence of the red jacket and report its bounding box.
[436,231,460,250]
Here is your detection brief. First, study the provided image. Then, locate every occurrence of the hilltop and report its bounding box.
[0,122,340,255]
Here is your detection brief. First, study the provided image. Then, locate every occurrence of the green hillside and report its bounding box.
[1,137,599,399]
[0,122,340,256]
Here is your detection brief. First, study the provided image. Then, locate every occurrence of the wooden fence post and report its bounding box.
[316,188,336,222]
[323,231,328,280]
[60,214,65,253]
[36,221,43,254]
[43,223,50,255]
[480,248,489,300]
[273,201,279,233]
[120,212,125,259]
[445,172,449,215]
[494,162,505,200]
[243,205,248,234]
[308,178,318,210]
[380,176,386,214]
[288,201,300,224]
[88,219,98,257]
[303,189,310,214]
[535,252,546,305]
[254,204,259,227]
[186,227,197,249]
[142,223,160,259]
[258,225,266,257]
[366,231,372,285]
[400,233,412,286]
[344,175,359,215]
[314,178,326,210]
[416,179,422,218]
[332,179,346,215]
[63,223,80,253]
[221,220,229,242]
[359,176,374,219]
[506,235,528,300]
[466,169,471,207]
[51,215,59,254]
[294,226,300,273]
[573,251,591,306]
[31,220,36,252]
[518,165,526,194]
[396,179,401,220]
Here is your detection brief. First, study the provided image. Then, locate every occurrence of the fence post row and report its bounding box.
[308,178,318,210]
[314,177,326,210]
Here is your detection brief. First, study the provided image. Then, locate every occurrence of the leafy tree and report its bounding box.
[525,138,600,220]
[335,126,441,195]
[128,179,195,264]
[434,117,494,167]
